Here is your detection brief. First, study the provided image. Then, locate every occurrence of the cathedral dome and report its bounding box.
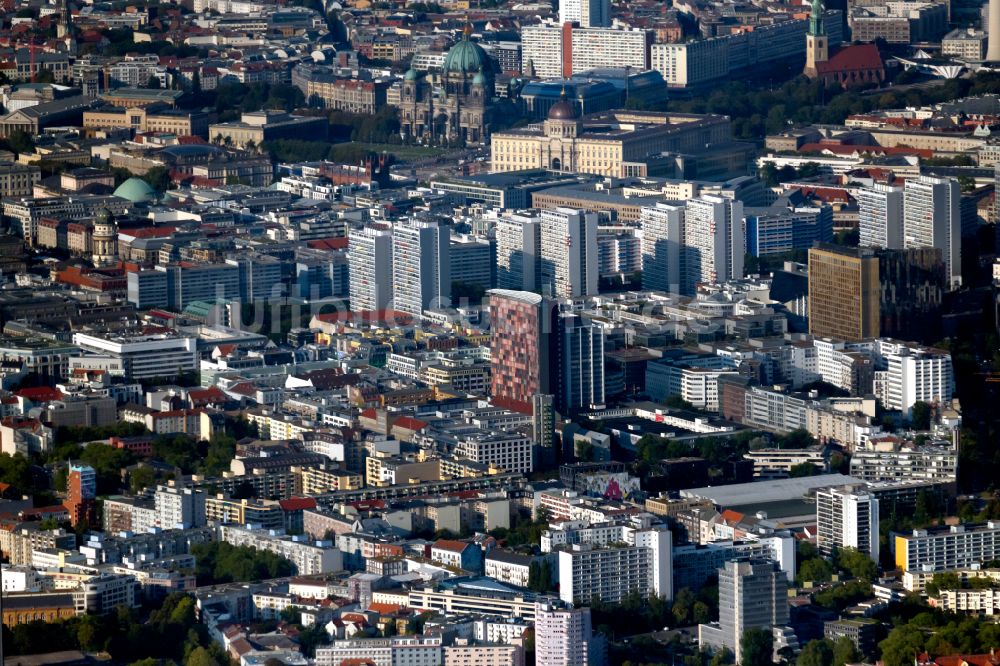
[114,177,157,203]
[547,98,578,120]
[443,30,491,75]
[404,68,418,81]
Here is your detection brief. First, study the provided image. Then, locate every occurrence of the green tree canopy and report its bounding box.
[835,547,877,581]
[741,628,773,666]
[777,429,816,449]
[797,639,834,666]
[911,401,932,430]
[878,624,925,666]
[190,542,295,585]
[833,636,861,664]
[789,462,821,477]
[673,587,697,626]
[797,558,833,585]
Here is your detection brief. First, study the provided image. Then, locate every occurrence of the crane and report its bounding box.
[27,37,43,84]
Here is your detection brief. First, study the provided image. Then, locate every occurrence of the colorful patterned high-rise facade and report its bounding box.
[489,289,550,413]
[64,462,97,527]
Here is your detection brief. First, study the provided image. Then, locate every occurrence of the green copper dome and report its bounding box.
[404,68,418,81]
[114,177,157,203]
[443,33,491,75]
[472,72,486,86]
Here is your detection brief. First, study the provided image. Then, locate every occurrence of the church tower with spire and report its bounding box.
[57,0,77,55]
[804,0,829,78]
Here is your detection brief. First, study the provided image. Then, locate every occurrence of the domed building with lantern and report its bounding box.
[490,92,734,178]
[398,26,496,145]
[91,208,119,267]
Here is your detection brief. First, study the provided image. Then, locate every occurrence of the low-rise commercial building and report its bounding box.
[932,588,1000,616]
[71,331,197,381]
[849,444,958,483]
[0,162,40,197]
[83,106,211,137]
[208,110,327,149]
[217,524,342,575]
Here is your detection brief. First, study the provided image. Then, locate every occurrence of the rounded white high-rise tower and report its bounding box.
[988,0,1000,61]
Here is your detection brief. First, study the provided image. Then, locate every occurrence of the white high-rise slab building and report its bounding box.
[534,602,594,666]
[391,218,451,318]
[816,485,879,563]
[559,0,610,27]
[348,225,393,312]
[988,0,1000,61]
[858,183,904,249]
[496,211,541,291]
[154,484,206,530]
[868,339,954,415]
[556,520,671,604]
[682,195,744,295]
[521,24,649,79]
[903,175,961,289]
[640,202,684,293]
[540,207,598,298]
[699,560,790,664]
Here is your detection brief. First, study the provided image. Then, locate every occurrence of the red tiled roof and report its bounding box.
[290,576,326,586]
[228,637,253,656]
[314,309,413,326]
[279,497,317,512]
[295,368,360,390]
[341,613,368,623]
[935,656,1000,666]
[720,509,745,524]
[127,226,177,239]
[350,499,385,511]
[221,625,242,639]
[789,186,853,204]
[188,386,227,405]
[367,602,402,614]
[433,538,470,553]
[14,387,63,402]
[816,43,884,75]
[491,395,533,415]
[227,382,257,397]
[798,142,934,159]
[307,237,349,251]
[447,490,483,500]
[393,416,427,431]
[1,417,41,430]
[147,310,176,320]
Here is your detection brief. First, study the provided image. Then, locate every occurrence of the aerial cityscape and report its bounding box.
[1,0,1000,665]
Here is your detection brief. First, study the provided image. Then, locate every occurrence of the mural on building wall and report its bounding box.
[578,472,640,500]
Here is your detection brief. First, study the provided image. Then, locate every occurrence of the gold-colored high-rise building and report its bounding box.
[808,244,880,341]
